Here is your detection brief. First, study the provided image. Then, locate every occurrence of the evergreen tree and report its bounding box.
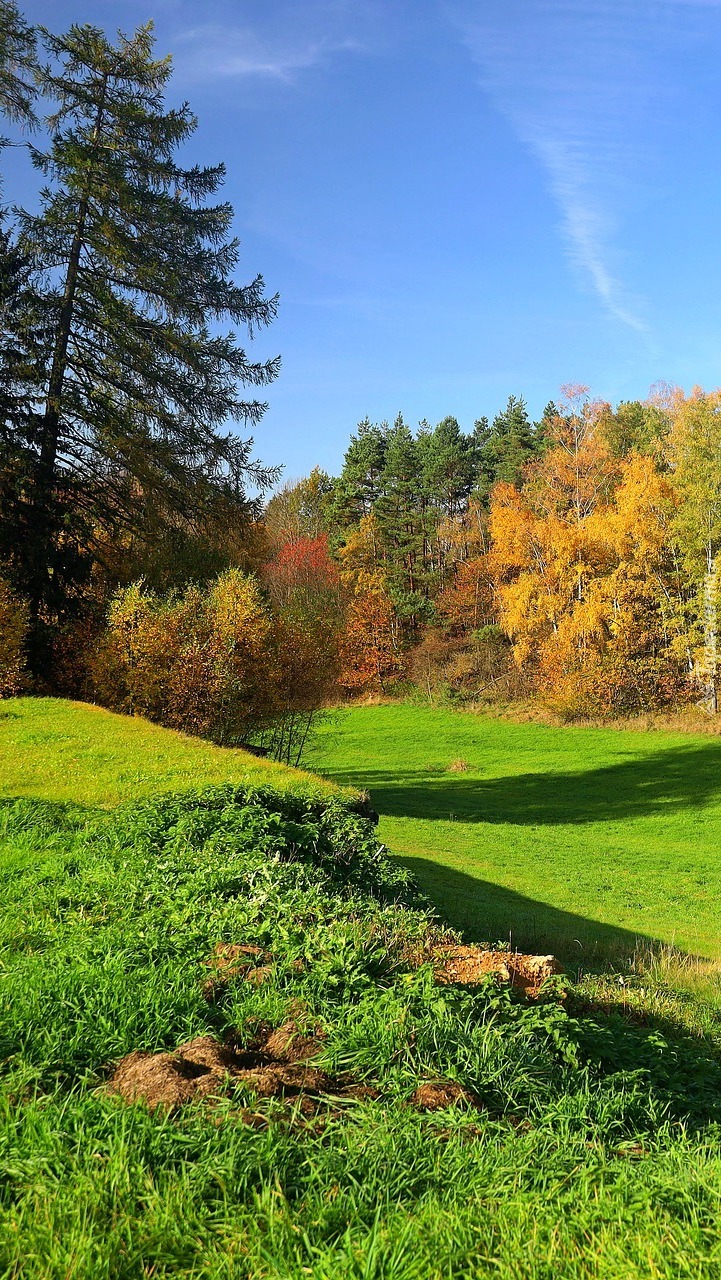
[484,395,536,488]
[0,224,51,575]
[333,417,387,528]
[16,22,279,666]
[534,400,559,454]
[0,0,37,142]
[420,415,474,518]
[375,413,426,619]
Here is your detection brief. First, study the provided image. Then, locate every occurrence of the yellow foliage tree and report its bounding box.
[666,388,721,711]
[92,570,272,742]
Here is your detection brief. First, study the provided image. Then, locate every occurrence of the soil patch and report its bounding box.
[430,946,563,996]
[202,943,274,998]
[108,1020,362,1114]
[411,1080,483,1111]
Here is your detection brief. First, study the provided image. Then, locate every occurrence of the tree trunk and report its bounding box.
[699,547,719,713]
[28,73,109,639]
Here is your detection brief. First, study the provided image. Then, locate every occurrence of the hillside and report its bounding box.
[2,700,721,1279]
[0,698,344,806]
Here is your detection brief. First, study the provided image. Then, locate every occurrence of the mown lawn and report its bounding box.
[0,697,341,806]
[306,704,721,963]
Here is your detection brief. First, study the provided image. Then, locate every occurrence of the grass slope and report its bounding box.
[306,704,721,963]
[1,697,341,806]
[3,700,721,1278]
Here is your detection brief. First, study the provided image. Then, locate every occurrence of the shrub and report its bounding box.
[92,571,273,743]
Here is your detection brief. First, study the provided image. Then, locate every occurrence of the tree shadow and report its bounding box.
[319,740,721,826]
[400,856,663,966]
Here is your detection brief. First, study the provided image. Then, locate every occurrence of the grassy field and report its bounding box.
[306,704,721,964]
[3,698,721,1278]
[0,697,341,806]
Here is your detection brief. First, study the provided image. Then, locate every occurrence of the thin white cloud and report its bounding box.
[172,0,388,84]
[530,133,648,334]
[448,0,667,333]
[174,25,362,82]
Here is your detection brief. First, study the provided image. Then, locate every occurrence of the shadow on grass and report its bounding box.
[403,859,721,1129]
[400,855,663,967]
[321,740,721,826]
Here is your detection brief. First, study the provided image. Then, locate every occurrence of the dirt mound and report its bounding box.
[109,1036,235,1111]
[202,943,274,998]
[411,1080,482,1111]
[431,946,563,996]
[261,1019,323,1062]
[108,1020,347,1114]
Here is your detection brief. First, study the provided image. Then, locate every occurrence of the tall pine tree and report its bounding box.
[0,0,37,143]
[333,417,387,529]
[17,22,279,666]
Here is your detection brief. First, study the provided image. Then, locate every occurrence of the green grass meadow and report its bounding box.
[307,704,721,964]
[0,697,341,806]
[3,697,721,1278]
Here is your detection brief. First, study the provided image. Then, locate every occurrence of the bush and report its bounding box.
[92,566,345,762]
[91,571,272,743]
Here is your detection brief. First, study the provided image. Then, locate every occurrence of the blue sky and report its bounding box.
[12,0,721,480]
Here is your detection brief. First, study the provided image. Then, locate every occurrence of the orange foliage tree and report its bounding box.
[338,514,404,692]
[261,535,345,760]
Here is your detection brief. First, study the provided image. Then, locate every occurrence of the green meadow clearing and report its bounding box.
[307,704,721,964]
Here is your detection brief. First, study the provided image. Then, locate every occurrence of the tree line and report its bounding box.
[267,384,721,718]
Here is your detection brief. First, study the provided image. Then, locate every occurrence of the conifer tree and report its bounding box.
[419,415,474,518]
[0,0,37,142]
[533,401,558,455]
[0,3,43,581]
[17,22,279,664]
[486,395,536,487]
[333,417,387,527]
[376,413,425,616]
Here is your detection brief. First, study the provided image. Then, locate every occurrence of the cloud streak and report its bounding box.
[449,0,668,332]
[172,0,387,84]
[174,25,362,82]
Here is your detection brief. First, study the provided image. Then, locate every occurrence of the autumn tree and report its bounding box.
[93,570,273,742]
[264,468,335,550]
[262,534,345,761]
[489,389,619,695]
[667,389,721,711]
[338,512,403,693]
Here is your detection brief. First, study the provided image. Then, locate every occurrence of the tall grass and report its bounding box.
[2,779,721,1277]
